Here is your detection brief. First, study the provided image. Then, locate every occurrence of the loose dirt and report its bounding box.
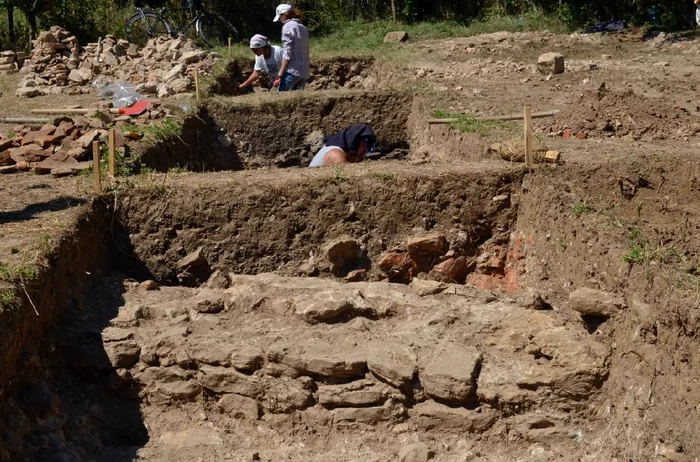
[546,87,698,140]
[3,28,700,462]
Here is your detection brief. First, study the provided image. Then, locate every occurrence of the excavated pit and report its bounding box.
[3,148,700,461]
[209,57,378,96]
[137,89,413,172]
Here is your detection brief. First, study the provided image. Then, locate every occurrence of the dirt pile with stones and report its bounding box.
[545,86,699,140]
[18,26,220,98]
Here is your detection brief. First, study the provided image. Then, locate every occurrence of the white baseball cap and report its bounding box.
[249,34,268,49]
[273,4,292,22]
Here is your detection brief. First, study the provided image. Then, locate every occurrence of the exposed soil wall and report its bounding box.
[0,199,115,461]
[514,154,700,459]
[0,199,110,390]
[111,167,521,284]
[209,57,376,96]
[138,90,413,172]
[3,156,700,460]
[408,96,501,163]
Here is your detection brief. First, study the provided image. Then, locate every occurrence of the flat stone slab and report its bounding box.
[409,401,497,433]
[367,341,417,388]
[318,379,397,407]
[420,344,482,404]
[268,338,367,379]
[197,365,261,396]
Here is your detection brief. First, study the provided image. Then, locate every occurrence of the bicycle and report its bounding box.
[125,0,239,49]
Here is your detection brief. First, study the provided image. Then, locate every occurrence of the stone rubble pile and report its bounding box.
[0,114,134,177]
[17,26,221,98]
[313,229,527,294]
[0,50,27,75]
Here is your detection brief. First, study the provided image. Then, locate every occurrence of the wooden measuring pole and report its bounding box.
[427,109,560,125]
[92,141,101,193]
[194,67,200,103]
[228,37,232,58]
[108,128,116,178]
[523,106,533,168]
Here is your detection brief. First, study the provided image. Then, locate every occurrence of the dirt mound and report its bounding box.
[546,87,698,140]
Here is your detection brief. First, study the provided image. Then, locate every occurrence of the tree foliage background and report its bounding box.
[0,0,697,51]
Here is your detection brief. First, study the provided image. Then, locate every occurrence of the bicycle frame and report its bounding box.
[133,6,201,38]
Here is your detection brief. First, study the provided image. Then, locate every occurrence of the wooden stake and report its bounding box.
[108,128,116,178]
[524,106,533,168]
[228,37,232,58]
[194,67,200,103]
[92,141,101,193]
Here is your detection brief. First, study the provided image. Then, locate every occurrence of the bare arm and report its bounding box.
[278,58,289,78]
[239,70,261,88]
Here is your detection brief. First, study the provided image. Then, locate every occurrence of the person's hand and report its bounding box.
[273,77,281,88]
[238,83,246,89]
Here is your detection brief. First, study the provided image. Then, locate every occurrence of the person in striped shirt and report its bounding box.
[273,4,310,92]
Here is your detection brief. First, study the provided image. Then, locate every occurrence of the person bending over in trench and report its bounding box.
[309,124,377,167]
[239,34,284,90]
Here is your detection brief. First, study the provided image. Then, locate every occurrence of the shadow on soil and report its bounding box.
[56,276,148,461]
[0,196,87,224]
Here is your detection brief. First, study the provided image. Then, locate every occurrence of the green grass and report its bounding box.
[623,227,679,265]
[81,141,138,181]
[304,13,568,57]
[124,117,183,142]
[432,110,515,136]
[0,288,16,309]
[310,20,468,56]
[572,200,595,217]
[466,9,569,35]
[322,166,350,185]
[38,233,56,256]
[0,263,37,283]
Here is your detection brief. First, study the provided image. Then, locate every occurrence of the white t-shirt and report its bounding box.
[254,45,283,76]
[309,145,342,167]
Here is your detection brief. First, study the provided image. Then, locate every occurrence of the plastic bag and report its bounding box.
[99,81,144,108]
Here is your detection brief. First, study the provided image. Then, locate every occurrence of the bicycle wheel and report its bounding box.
[126,11,172,47]
[196,14,239,48]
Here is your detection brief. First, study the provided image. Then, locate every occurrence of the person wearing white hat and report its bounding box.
[272,3,310,92]
[239,34,284,90]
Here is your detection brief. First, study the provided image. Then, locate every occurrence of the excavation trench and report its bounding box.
[209,57,379,96]
[2,152,700,461]
[137,89,413,172]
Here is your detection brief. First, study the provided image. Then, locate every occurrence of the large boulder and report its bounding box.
[268,338,367,379]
